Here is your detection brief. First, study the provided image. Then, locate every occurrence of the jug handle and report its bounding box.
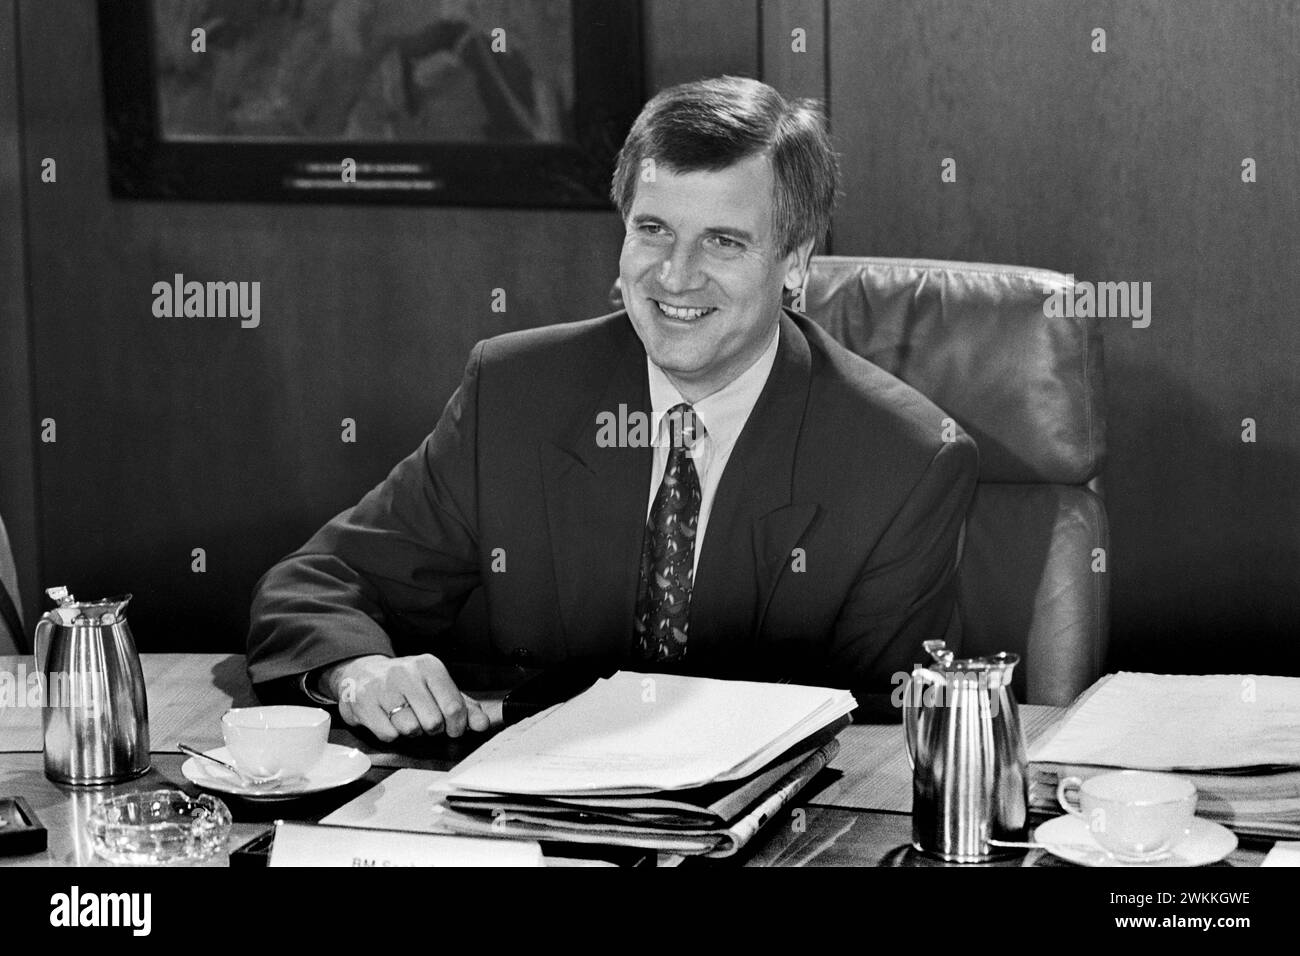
[902,667,944,770]
[32,612,56,675]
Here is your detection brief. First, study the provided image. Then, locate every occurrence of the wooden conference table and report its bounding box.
[0,654,1271,867]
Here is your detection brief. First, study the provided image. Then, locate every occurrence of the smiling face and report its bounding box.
[618,153,811,403]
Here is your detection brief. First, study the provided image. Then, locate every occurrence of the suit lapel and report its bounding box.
[541,311,818,666]
[690,311,818,662]
[540,320,651,660]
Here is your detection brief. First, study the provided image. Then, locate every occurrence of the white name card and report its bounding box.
[1261,841,1300,867]
[268,822,544,867]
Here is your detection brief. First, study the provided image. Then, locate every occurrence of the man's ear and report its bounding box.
[782,239,817,291]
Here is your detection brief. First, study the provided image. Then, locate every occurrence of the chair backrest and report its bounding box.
[0,513,23,655]
[803,256,1109,705]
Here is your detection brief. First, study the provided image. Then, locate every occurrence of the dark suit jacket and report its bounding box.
[247,309,978,708]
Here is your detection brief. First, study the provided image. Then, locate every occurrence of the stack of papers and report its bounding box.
[437,671,856,856]
[1029,672,1300,838]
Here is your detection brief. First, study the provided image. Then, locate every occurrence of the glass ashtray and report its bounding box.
[86,789,232,865]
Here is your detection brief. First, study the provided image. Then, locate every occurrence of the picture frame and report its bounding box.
[97,0,644,209]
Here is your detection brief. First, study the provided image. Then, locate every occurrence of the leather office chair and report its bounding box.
[802,257,1109,705]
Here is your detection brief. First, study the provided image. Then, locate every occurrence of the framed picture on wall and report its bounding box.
[97,0,643,208]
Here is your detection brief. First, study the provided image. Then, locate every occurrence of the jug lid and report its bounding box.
[922,639,1019,673]
[44,586,132,626]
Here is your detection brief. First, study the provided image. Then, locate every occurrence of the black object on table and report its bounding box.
[0,797,47,856]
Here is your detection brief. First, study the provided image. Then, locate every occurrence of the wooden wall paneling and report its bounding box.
[0,0,40,647]
[828,0,1300,670]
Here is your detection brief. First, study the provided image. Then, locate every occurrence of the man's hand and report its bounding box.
[321,654,491,742]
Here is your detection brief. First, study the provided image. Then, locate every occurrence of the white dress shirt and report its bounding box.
[645,323,780,579]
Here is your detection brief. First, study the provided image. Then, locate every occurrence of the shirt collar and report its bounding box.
[646,322,780,452]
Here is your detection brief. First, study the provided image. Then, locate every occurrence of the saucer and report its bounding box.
[1033,814,1237,867]
[181,744,371,801]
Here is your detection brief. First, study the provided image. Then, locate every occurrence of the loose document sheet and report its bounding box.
[447,671,857,795]
[1029,672,1300,771]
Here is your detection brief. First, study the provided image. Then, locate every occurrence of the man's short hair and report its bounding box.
[611,76,839,257]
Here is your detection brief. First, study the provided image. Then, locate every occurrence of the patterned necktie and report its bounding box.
[635,403,705,663]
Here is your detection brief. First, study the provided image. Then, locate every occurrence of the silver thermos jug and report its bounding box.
[32,586,150,785]
[903,639,1028,861]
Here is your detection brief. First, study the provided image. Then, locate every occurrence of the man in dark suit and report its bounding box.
[247,76,978,741]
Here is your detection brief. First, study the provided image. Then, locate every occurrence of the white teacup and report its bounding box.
[1057,770,1197,862]
[221,706,329,778]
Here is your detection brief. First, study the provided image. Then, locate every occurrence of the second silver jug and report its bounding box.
[903,639,1028,861]
[32,586,151,785]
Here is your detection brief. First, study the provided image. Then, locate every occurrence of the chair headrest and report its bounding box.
[804,256,1106,484]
